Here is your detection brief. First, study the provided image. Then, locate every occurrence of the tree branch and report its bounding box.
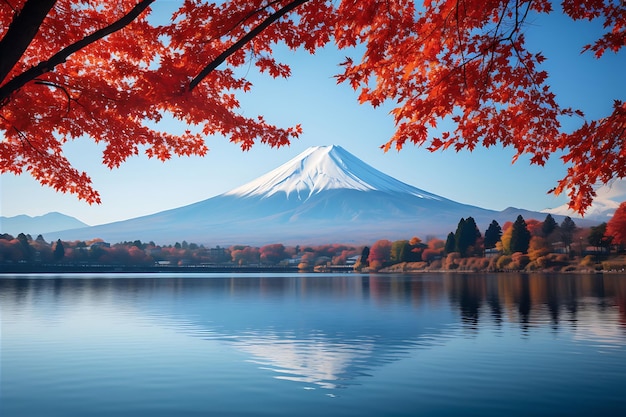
[34,79,73,113]
[0,0,155,103]
[189,0,310,91]
[0,0,58,85]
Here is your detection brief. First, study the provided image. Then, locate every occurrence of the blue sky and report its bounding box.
[1,3,624,226]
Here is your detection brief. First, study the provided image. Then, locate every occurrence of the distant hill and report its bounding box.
[47,145,597,246]
[1,212,88,237]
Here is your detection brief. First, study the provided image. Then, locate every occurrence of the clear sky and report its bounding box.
[1,3,625,226]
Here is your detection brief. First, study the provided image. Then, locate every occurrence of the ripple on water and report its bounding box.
[2,273,626,417]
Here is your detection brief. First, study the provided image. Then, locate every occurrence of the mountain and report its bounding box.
[1,212,88,236]
[542,180,626,221]
[223,145,444,199]
[47,145,595,245]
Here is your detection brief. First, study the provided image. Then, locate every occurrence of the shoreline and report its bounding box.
[2,263,625,275]
[0,263,300,274]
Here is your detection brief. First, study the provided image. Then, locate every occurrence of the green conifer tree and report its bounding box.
[560,216,577,253]
[541,214,558,238]
[484,220,502,249]
[510,215,531,253]
[445,232,456,255]
[455,217,480,257]
[53,239,65,261]
[360,246,370,267]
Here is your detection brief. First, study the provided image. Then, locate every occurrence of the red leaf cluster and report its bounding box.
[1,0,624,213]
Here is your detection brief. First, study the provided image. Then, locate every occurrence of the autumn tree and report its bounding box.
[230,245,260,265]
[368,239,392,270]
[421,238,445,263]
[331,248,356,265]
[389,237,427,263]
[259,243,286,264]
[527,235,551,262]
[588,222,612,254]
[1,238,25,262]
[16,233,33,262]
[497,221,514,251]
[1,1,624,212]
[606,201,626,249]
[525,219,543,237]
[127,245,153,265]
[390,240,410,263]
[407,236,427,261]
[313,244,356,260]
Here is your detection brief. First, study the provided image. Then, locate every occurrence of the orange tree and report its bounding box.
[606,201,626,247]
[1,0,624,212]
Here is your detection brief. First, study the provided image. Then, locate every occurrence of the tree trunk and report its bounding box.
[0,0,57,84]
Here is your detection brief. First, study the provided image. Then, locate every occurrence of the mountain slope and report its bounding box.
[47,145,594,245]
[1,212,88,236]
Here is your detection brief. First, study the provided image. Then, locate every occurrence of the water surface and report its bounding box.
[2,273,625,416]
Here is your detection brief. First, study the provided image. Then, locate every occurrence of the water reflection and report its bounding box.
[235,331,376,389]
[2,273,626,392]
[444,274,626,337]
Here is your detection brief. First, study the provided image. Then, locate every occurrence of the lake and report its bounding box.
[2,272,625,416]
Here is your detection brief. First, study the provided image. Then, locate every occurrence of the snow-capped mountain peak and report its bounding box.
[224,145,442,200]
[48,144,599,246]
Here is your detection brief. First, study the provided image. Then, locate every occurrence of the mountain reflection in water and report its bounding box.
[2,272,625,394]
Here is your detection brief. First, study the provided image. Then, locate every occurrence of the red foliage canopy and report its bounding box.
[259,243,287,263]
[1,0,624,213]
[606,201,626,245]
[368,239,392,263]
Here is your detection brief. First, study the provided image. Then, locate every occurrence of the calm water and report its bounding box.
[2,272,625,417]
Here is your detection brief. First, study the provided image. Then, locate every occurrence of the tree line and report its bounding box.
[2,202,625,272]
[360,204,626,272]
[0,236,361,271]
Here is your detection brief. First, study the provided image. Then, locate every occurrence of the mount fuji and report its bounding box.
[48,145,590,245]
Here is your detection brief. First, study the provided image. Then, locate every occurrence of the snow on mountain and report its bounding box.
[225,145,443,201]
[46,145,597,246]
[542,180,626,221]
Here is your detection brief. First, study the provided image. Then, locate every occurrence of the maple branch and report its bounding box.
[508,0,543,89]
[0,0,58,85]
[34,79,73,114]
[0,0,154,104]
[220,0,285,41]
[1,0,17,11]
[455,0,468,88]
[189,0,310,91]
[6,121,48,160]
[472,2,513,104]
